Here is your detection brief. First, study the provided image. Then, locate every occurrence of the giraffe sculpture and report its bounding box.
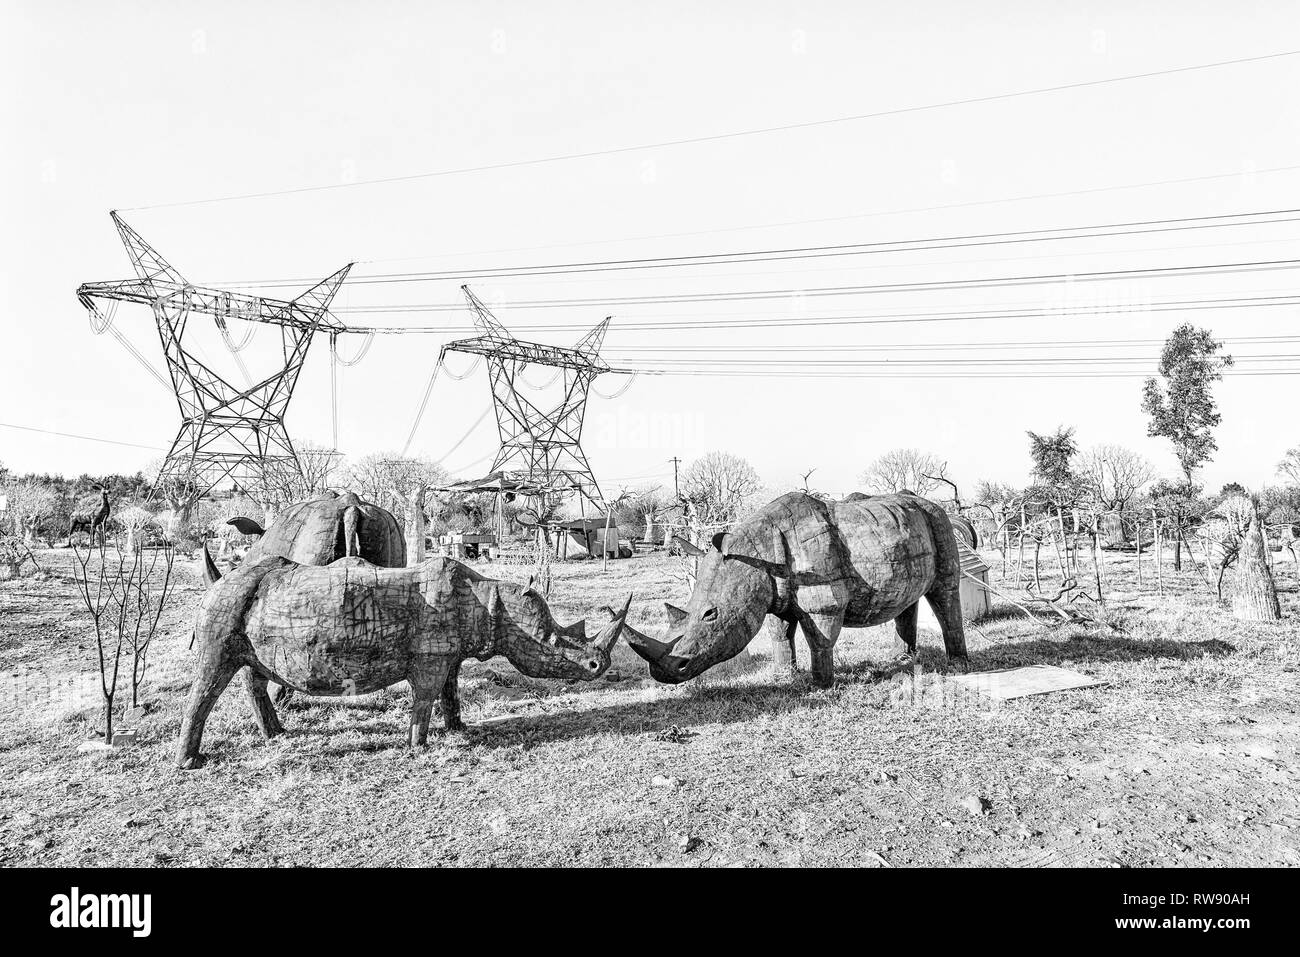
[68,486,111,548]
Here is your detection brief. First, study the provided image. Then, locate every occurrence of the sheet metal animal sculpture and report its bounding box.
[201,490,406,584]
[625,490,969,687]
[68,486,111,547]
[178,555,631,768]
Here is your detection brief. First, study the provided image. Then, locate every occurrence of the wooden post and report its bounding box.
[1050,527,1068,582]
[1016,504,1027,585]
[1155,519,1165,597]
[1091,520,1104,604]
[1135,515,1143,589]
[603,511,613,572]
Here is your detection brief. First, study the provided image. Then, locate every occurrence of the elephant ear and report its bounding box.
[714,492,842,583]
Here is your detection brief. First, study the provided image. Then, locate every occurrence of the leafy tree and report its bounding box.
[1149,477,1209,571]
[1141,325,1233,482]
[1026,426,1083,513]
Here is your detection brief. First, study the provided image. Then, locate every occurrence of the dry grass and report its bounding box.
[1,546,1297,867]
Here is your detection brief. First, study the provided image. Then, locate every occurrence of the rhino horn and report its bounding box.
[201,544,222,585]
[591,594,633,652]
[624,625,680,663]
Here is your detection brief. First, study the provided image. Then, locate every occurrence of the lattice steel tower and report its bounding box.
[76,212,352,500]
[444,286,616,509]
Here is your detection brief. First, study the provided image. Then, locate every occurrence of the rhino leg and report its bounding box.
[242,668,285,739]
[894,602,919,664]
[438,659,464,732]
[407,657,453,747]
[764,615,798,673]
[798,609,844,688]
[176,643,243,770]
[924,585,970,673]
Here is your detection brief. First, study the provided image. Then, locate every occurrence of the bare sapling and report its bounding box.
[126,544,176,708]
[71,535,177,741]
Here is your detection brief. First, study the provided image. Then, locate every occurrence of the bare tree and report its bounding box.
[1278,447,1300,487]
[620,484,668,542]
[144,458,203,542]
[678,451,763,533]
[344,454,448,562]
[861,448,943,495]
[1,479,58,543]
[1081,444,1156,512]
[125,545,175,709]
[71,536,177,741]
[247,440,342,522]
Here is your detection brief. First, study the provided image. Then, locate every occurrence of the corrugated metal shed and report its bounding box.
[956,540,991,621]
[957,540,989,575]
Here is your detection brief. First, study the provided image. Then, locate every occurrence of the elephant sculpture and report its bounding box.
[625,490,970,687]
[178,554,632,768]
[202,490,406,585]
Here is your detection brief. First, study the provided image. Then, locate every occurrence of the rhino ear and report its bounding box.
[671,535,704,558]
[716,525,790,572]
[714,492,836,579]
[483,582,504,621]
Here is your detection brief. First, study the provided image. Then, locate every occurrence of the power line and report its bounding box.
[621,353,1296,367]
[612,367,1300,380]
[323,292,1300,338]
[0,421,167,452]
[335,261,1300,315]
[118,49,1300,211]
[333,161,1300,268]
[227,207,1300,288]
[608,334,1300,353]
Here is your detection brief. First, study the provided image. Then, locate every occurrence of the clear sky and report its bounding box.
[2,1,1298,499]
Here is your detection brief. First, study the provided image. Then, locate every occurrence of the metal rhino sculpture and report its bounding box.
[625,490,970,687]
[178,555,631,768]
[202,490,405,585]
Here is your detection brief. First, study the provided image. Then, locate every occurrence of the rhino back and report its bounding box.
[830,495,938,624]
[246,560,435,694]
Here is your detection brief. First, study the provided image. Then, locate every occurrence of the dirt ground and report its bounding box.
[1,542,1297,867]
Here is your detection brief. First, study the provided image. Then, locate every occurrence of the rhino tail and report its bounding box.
[911,496,962,589]
[343,505,362,558]
[911,497,970,664]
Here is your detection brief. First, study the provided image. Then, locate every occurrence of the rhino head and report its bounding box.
[625,534,774,683]
[483,581,632,681]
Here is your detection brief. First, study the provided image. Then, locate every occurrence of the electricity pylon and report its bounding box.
[76,212,352,500]
[443,286,619,510]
